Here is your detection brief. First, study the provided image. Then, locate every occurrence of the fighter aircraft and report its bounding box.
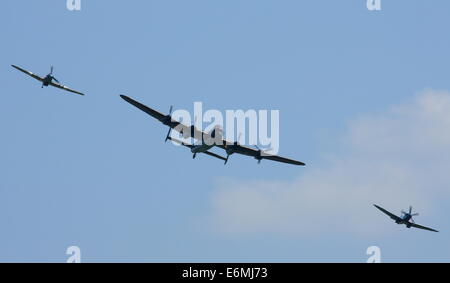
[373,204,439,232]
[119,95,305,166]
[11,65,85,96]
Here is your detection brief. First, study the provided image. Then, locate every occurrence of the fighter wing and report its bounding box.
[168,137,227,162]
[373,204,403,222]
[49,81,85,96]
[120,95,202,138]
[410,223,439,233]
[11,65,44,82]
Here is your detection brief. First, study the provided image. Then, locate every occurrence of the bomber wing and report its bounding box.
[219,142,305,166]
[168,137,227,162]
[120,95,203,138]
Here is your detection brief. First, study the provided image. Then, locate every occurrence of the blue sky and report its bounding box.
[1,0,450,262]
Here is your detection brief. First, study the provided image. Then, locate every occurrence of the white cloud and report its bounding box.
[208,89,450,236]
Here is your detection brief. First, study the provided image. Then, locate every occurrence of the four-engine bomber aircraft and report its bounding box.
[11,65,85,96]
[120,95,305,166]
[374,204,439,232]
